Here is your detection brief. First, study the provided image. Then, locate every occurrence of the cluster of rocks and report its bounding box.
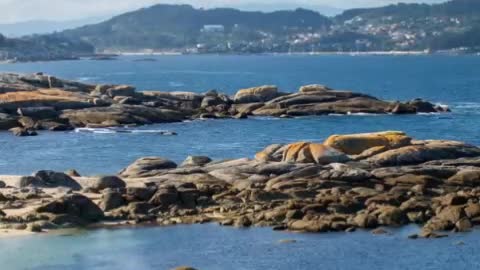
[1,131,480,239]
[0,73,448,136]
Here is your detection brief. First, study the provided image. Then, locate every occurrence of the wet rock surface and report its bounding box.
[0,131,479,239]
[0,73,447,136]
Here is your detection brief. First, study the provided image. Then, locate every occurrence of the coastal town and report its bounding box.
[1,2,480,61]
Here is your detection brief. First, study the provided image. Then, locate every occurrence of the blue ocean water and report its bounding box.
[1,55,480,269]
[0,55,479,175]
[0,224,479,270]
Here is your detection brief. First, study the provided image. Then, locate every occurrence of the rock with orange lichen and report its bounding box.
[282,142,350,164]
[0,88,93,111]
[324,131,412,155]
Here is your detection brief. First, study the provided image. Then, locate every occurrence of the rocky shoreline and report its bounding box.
[0,73,448,136]
[1,131,480,239]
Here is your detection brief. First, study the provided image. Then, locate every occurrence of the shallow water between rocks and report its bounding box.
[1,55,480,269]
[0,224,479,270]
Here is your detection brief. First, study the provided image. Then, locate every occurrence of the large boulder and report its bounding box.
[88,176,126,191]
[35,194,104,223]
[282,142,349,164]
[33,170,82,190]
[141,91,204,110]
[255,144,285,162]
[149,186,179,206]
[15,176,43,188]
[181,156,212,167]
[324,131,412,155]
[407,99,439,113]
[447,170,480,186]
[99,190,126,211]
[105,85,136,98]
[367,140,480,167]
[234,85,278,104]
[119,157,177,178]
[280,97,393,116]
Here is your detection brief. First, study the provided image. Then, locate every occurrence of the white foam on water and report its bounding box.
[74,127,176,135]
[77,76,99,82]
[452,102,480,109]
[168,81,185,87]
[346,112,382,116]
[75,128,116,134]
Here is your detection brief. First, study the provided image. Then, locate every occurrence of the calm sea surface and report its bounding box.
[0,55,480,270]
[0,224,479,270]
[0,54,479,175]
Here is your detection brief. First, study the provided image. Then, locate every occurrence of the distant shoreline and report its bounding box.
[115,51,429,56]
[1,50,478,64]
[111,50,479,57]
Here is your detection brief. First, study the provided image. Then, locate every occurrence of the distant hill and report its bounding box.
[0,33,94,61]
[0,17,109,38]
[3,0,480,60]
[53,1,480,53]
[230,3,342,16]
[335,0,480,21]
[60,4,332,51]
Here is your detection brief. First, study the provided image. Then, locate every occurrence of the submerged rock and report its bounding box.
[88,176,126,191]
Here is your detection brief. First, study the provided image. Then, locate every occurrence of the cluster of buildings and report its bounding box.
[187,16,475,54]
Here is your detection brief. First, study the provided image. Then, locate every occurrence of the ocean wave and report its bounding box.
[346,112,383,116]
[111,71,135,76]
[74,127,177,135]
[417,112,445,116]
[156,70,254,75]
[168,81,185,87]
[451,102,480,109]
[77,76,99,82]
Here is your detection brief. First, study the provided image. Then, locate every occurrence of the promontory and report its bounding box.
[0,73,448,136]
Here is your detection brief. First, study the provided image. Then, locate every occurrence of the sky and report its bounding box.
[0,0,447,23]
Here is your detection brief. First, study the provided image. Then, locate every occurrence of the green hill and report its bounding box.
[61,4,331,51]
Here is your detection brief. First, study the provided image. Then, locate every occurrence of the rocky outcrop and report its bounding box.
[0,73,447,136]
[1,131,480,238]
[61,105,186,127]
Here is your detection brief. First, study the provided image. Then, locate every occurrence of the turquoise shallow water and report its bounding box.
[0,55,479,174]
[0,55,480,269]
[0,224,479,270]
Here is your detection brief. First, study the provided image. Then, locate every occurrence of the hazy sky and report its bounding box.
[0,0,447,23]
